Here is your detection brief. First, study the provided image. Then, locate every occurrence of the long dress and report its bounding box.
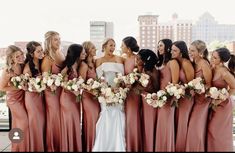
[60,69,82,152]
[186,69,210,152]
[92,62,126,151]
[44,63,62,152]
[207,77,233,151]
[155,64,175,152]
[6,89,30,152]
[141,75,158,152]
[25,89,45,151]
[175,69,194,152]
[82,68,101,152]
[124,58,142,152]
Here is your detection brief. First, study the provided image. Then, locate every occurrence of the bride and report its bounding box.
[92,38,126,151]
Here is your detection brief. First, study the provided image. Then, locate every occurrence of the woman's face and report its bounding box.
[104,40,115,55]
[189,44,199,60]
[89,44,96,57]
[158,41,165,55]
[210,51,221,67]
[136,54,144,67]
[121,41,128,54]
[33,46,44,60]
[80,49,87,60]
[171,45,181,59]
[51,34,61,50]
[13,51,25,64]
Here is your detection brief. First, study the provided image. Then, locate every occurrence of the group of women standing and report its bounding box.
[0,30,235,152]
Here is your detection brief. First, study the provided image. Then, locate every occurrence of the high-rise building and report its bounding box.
[138,13,158,51]
[192,12,235,44]
[158,13,192,46]
[90,21,114,51]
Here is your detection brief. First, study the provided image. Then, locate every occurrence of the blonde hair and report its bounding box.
[6,45,23,72]
[44,31,60,60]
[82,41,95,54]
[102,38,115,52]
[191,40,209,60]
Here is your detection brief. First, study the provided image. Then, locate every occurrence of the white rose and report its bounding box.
[146,99,152,104]
[98,96,106,103]
[47,79,54,86]
[16,76,21,82]
[67,86,72,90]
[72,84,78,91]
[163,96,167,101]
[35,77,41,83]
[55,79,61,86]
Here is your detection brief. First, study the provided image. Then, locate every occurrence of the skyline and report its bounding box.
[1,0,235,48]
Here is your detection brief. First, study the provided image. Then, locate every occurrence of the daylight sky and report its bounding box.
[0,0,235,48]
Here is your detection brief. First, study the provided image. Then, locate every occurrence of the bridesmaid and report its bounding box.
[186,40,212,152]
[81,41,100,152]
[0,45,30,151]
[23,41,45,151]
[171,41,194,152]
[41,31,65,152]
[60,44,86,152]
[136,49,160,152]
[121,36,142,151]
[207,48,235,151]
[155,39,179,152]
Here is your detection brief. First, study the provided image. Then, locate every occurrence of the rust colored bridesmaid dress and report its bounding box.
[207,77,233,151]
[155,65,175,152]
[82,68,100,152]
[175,69,194,152]
[44,63,62,152]
[60,69,82,152]
[185,69,210,152]
[25,90,45,151]
[124,58,142,152]
[7,89,30,152]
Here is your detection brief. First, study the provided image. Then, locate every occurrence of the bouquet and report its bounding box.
[42,72,63,92]
[61,76,85,102]
[28,76,46,93]
[10,73,30,89]
[184,77,205,98]
[207,87,229,111]
[165,83,185,107]
[98,86,129,106]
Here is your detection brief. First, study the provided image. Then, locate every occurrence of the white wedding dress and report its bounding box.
[92,62,126,152]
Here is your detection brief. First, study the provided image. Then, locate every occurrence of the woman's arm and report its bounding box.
[201,60,212,88]
[169,60,180,84]
[182,60,195,83]
[222,70,235,95]
[41,56,52,73]
[79,62,88,80]
[0,69,18,91]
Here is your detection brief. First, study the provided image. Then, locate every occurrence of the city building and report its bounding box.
[158,13,192,46]
[138,13,158,51]
[90,21,114,51]
[192,12,235,44]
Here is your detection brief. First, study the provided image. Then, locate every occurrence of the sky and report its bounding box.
[0,0,235,48]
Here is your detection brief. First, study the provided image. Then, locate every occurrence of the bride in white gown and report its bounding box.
[92,38,126,152]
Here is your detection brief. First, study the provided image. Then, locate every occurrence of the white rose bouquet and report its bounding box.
[10,73,30,90]
[207,87,229,111]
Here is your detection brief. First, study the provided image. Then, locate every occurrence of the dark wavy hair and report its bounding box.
[156,39,172,67]
[25,41,42,77]
[138,49,158,72]
[122,36,139,52]
[63,44,83,74]
[172,41,190,60]
[215,47,235,76]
